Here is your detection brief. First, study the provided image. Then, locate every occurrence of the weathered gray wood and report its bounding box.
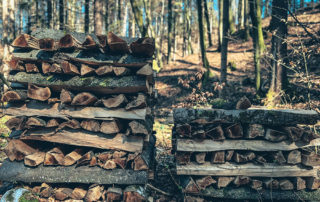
[176,162,320,177]
[176,138,320,152]
[20,128,144,153]
[8,72,149,95]
[1,101,146,120]
[186,186,320,200]
[173,108,319,125]
[0,160,147,184]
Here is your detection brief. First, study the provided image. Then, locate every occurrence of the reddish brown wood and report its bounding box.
[184,177,200,193]
[2,90,27,102]
[195,176,216,190]
[64,149,84,166]
[60,89,74,104]
[107,32,129,54]
[244,124,265,139]
[71,92,98,105]
[25,117,46,128]
[24,151,45,167]
[59,34,81,49]
[114,157,127,169]
[72,188,87,200]
[102,94,127,108]
[103,160,117,169]
[295,177,306,190]
[113,151,127,158]
[82,35,97,49]
[40,183,54,198]
[11,34,39,49]
[225,123,243,139]
[251,179,263,190]
[61,61,80,75]
[100,120,122,134]
[44,147,65,166]
[55,188,73,200]
[42,62,51,74]
[211,151,225,164]
[77,151,93,166]
[287,150,301,164]
[134,155,148,170]
[130,37,155,57]
[5,117,26,130]
[234,176,251,187]
[80,64,95,76]
[106,187,122,202]
[39,38,56,51]
[97,152,113,162]
[129,121,148,136]
[302,152,320,167]
[80,120,100,132]
[95,65,113,76]
[206,125,225,140]
[286,126,304,142]
[85,185,104,202]
[49,63,62,73]
[8,59,25,71]
[25,63,40,73]
[125,94,147,110]
[113,67,131,76]
[306,177,320,190]
[217,177,235,188]
[46,119,60,127]
[60,119,81,129]
[27,84,51,101]
[4,139,36,161]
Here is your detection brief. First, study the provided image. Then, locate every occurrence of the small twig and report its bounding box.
[166,167,181,190]
[146,183,172,196]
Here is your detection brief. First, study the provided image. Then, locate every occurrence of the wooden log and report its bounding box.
[106,187,122,202]
[234,176,250,187]
[285,126,304,142]
[130,37,155,57]
[273,151,286,165]
[27,84,51,101]
[24,152,45,167]
[217,177,235,188]
[255,155,267,164]
[195,176,216,190]
[80,64,95,76]
[25,63,40,73]
[176,138,320,152]
[100,120,122,134]
[39,38,56,51]
[211,151,225,164]
[64,149,84,166]
[301,152,320,167]
[46,119,60,127]
[102,94,127,108]
[113,67,131,76]
[287,150,301,164]
[176,124,192,138]
[195,153,206,164]
[42,62,51,74]
[176,152,191,165]
[184,196,205,202]
[60,89,74,104]
[55,188,73,200]
[233,152,256,163]
[49,63,62,73]
[0,159,148,184]
[192,130,206,139]
[302,130,320,143]
[25,117,46,128]
[129,121,148,136]
[295,177,306,190]
[71,92,98,106]
[60,119,81,129]
[48,97,59,104]
[265,128,288,142]
[40,183,54,198]
[44,147,64,166]
[107,32,129,54]
[90,156,97,167]
[97,35,107,48]
[225,123,243,139]
[8,72,149,94]
[97,152,113,162]
[114,157,127,169]
[244,124,264,139]
[225,150,234,161]
[236,96,251,109]
[134,155,148,170]
[173,108,319,125]
[95,65,113,76]
[61,61,80,75]
[103,160,117,169]
[85,185,104,202]
[123,186,147,202]
[251,179,263,190]
[125,93,147,110]
[11,34,39,49]
[136,64,153,83]
[80,120,100,132]
[59,34,82,49]
[5,117,26,130]
[279,179,294,190]
[264,179,279,190]
[306,177,320,190]
[72,188,87,200]
[113,151,127,158]
[2,90,27,102]
[4,139,37,161]
[181,176,200,193]
[8,58,25,71]
[205,125,225,140]
[82,35,98,49]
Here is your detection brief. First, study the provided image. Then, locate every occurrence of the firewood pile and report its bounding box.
[172,107,320,201]
[0,29,156,201]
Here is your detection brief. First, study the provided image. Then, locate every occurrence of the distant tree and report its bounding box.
[167,0,173,63]
[94,0,103,35]
[218,0,223,51]
[2,0,15,60]
[228,0,236,34]
[244,0,250,40]
[238,0,244,29]
[300,0,304,8]
[204,0,213,47]
[59,0,64,30]
[84,0,89,33]
[220,0,229,83]
[130,0,148,37]
[47,0,53,28]
[264,0,270,17]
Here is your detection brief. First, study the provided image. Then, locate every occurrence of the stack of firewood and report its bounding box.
[0,29,156,201]
[172,108,320,201]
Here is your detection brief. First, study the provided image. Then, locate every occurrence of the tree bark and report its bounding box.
[59,0,64,30]
[130,0,147,37]
[218,0,223,51]
[85,0,89,33]
[220,0,229,83]
[228,0,236,34]
[94,0,103,35]
[204,0,213,47]
[244,0,250,40]
[167,0,173,63]
[47,0,52,28]
[2,0,15,60]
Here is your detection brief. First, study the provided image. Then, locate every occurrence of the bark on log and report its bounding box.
[195,176,216,190]
[244,124,264,139]
[106,187,122,202]
[60,89,74,104]
[265,128,288,142]
[211,151,225,164]
[176,124,192,138]
[82,35,98,49]
[80,120,100,132]
[5,117,26,130]
[195,153,206,164]
[181,176,200,194]
[61,61,80,75]
[25,63,40,73]
[42,62,51,74]
[2,90,27,102]
[4,139,37,161]
[205,125,225,140]
[64,149,84,166]
[130,38,155,57]
[125,94,147,110]
[25,117,46,128]
[8,59,25,71]
[11,34,39,49]
[113,67,131,76]
[95,65,113,76]
[60,119,81,129]
[80,64,95,76]
[72,188,87,200]
[217,177,235,188]
[44,147,64,166]
[59,34,82,49]
[225,123,243,139]
[100,120,122,134]
[27,84,51,101]
[71,92,98,106]
[102,94,127,108]
[301,152,320,167]
[39,38,56,51]
[24,152,45,167]
[236,96,251,109]
[287,150,301,164]
[107,32,130,54]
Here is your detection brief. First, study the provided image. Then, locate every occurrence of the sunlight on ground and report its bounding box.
[153,120,173,150]
[0,116,10,163]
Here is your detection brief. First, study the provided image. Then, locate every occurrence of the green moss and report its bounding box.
[19,192,39,202]
[6,190,15,202]
[210,98,228,109]
[228,61,237,71]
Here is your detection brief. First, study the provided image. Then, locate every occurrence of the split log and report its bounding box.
[46,119,60,127]
[71,92,98,106]
[306,177,320,190]
[225,150,234,161]
[176,152,191,165]
[301,152,320,167]
[244,124,264,139]
[42,62,51,74]
[85,185,104,202]
[82,35,98,49]
[295,177,306,190]
[211,151,225,164]
[234,176,250,187]
[59,34,82,49]
[134,155,148,170]
[24,152,45,167]
[80,120,100,132]
[173,108,319,125]
[205,125,225,140]
[60,89,74,104]
[2,90,27,102]
[136,64,153,76]
[90,156,97,167]
[233,152,256,163]
[114,157,127,169]
[5,117,26,130]
[40,183,54,198]
[251,179,263,190]
[77,151,93,166]
[80,64,95,76]
[184,196,205,202]
[32,186,41,194]
[113,67,131,76]
[273,151,286,165]
[55,188,73,201]
[103,160,117,169]
[302,130,320,143]
[49,63,62,73]
[60,119,81,129]
[106,187,122,202]
[100,120,122,134]
[107,32,129,54]
[176,124,192,138]
[25,63,40,73]
[25,117,46,128]
[279,179,294,190]
[195,176,216,190]
[236,96,251,109]
[44,147,64,166]
[181,177,200,193]
[255,155,267,164]
[195,153,206,164]
[192,129,205,139]
[95,65,113,76]
[97,152,113,162]
[286,127,304,142]
[97,35,107,48]
[102,94,127,108]
[123,186,147,202]
[72,188,87,200]
[27,84,51,101]
[225,123,243,139]
[264,179,279,189]
[129,121,149,136]
[125,93,147,110]
[113,151,127,158]
[39,38,56,51]
[265,128,288,142]
[8,58,25,71]
[11,34,39,49]
[4,139,37,161]
[130,37,155,57]
[61,61,80,75]
[217,177,235,188]
[64,149,84,166]
[287,150,301,164]
[48,98,59,104]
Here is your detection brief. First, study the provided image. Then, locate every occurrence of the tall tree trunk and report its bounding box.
[228,0,236,34]
[300,0,304,8]
[196,0,210,80]
[2,0,15,60]
[218,0,223,51]
[94,0,103,35]
[238,0,244,29]
[244,0,250,40]
[265,0,270,17]
[167,0,173,63]
[221,0,229,83]
[187,0,193,54]
[204,0,213,47]
[122,1,128,36]
[84,0,89,33]
[249,0,265,92]
[59,0,64,30]
[47,0,52,28]
[105,0,109,32]
[268,0,288,103]
[35,0,39,27]
[130,0,147,37]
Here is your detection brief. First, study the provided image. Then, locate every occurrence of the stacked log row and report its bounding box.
[172,108,320,201]
[0,29,156,202]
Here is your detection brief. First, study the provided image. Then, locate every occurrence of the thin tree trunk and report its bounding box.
[204,0,213,47]
[118,0,122,34]
[228,0,236,34]
[59,0,64,30]
[218,0,223,51]
[238,0,244,29]
[221,0,229,83]
[94,0,103,35]
[167,0,173,63]
[2,0,15,60]
[130,0,147,37]
[300,0,304,8]
[47,0,52,28]
[244,0,250,40]
[187,0,193,54]
[265,0,270,17]
[122,1,128,36]
[105,0,109,32]
[36,0,39,27]
[85,0,89,33]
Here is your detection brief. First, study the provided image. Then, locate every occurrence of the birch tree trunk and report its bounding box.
[94,0,103,35]
[204,0,213,47]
